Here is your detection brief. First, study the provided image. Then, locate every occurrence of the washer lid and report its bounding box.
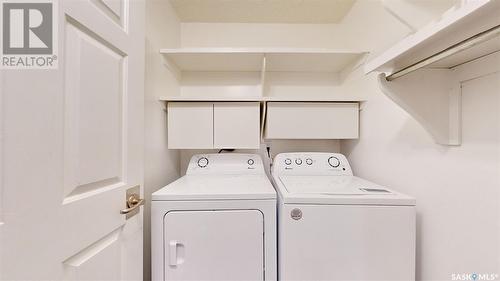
[152,174,276,201]
[277,175,415,205]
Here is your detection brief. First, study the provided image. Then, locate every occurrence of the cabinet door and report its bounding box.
[265,102,359,139]
[214,102,260,149]
[168,102,213,149]
[164,210,264,281]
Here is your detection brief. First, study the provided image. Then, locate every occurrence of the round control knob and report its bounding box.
[284,158,292,165]
[328,156,340,168]
[197,157,209,168]
[306,158,313,165]
[247,159,254,165]
[291,208,302,220]
[295,158,303,165]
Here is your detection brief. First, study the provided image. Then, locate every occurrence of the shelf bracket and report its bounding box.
[377,69,461,145]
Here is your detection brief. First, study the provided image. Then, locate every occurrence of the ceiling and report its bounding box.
[170,0,357,24]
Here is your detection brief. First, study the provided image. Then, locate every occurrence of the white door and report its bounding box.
[164,210,264,281]
[0,0,144,280]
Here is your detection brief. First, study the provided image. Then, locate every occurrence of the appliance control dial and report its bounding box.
[295,158,303,165]
[197,157,209,168]
[306,158,313,165]
[247,159,254,165]
[291,208,302,220]
[285,158,292,165]
[328,156,340,168]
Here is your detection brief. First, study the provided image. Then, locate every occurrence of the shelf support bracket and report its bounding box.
[377,69,461,145]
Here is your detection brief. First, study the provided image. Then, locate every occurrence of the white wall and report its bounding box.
[144,1,181,280]
[381,0,460,32]
[342,54,500,280]
[180,0,409,52]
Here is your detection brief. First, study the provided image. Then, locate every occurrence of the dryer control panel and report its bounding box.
[187,153,265,175]
[273,152,353,176]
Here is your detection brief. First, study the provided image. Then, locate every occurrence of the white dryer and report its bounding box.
[152,153,277,281]
[272,152,416,281]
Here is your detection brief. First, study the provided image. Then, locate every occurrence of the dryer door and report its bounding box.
[164,210,264,281]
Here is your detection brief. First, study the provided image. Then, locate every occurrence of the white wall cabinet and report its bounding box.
[168,102,214,149]
[265,102,359,139]
[214,102,260,149]
[168,102,260,149]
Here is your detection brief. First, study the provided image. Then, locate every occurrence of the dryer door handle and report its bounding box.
[169,240,185,266]
[169,240,178,266]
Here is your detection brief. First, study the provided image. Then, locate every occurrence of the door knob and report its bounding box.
[120,193,144,215]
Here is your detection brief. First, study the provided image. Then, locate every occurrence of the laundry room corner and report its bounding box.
[144,1,181,280]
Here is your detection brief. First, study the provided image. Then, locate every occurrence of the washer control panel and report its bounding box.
[187,153,265,175]
[273,152,353,175]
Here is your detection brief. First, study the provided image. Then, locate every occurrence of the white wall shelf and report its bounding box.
[364,0,500,146]
[160,48,263,72]
[159,96,264,102]
[161,48,366,73]
[159,48,368,102]
[159,96,364,102]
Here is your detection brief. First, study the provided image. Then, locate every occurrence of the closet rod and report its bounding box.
[386,24,500,81]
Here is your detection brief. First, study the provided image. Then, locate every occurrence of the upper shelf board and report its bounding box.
[158,95,365,102]
[160,48,367,72]
[364,0,500,75]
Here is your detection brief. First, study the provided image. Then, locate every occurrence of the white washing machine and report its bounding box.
[152,153,277,281]
[272,152,416,281]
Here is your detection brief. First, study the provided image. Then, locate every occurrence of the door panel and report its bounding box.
[99,0,123,22]
[63,229,121,281]
[64,17,125,198]
[164,210,264,281]
[0,0,144,280]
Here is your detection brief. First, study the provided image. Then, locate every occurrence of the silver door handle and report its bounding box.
[169,240,178,266]
[120,194,144,214]
[169,240,184,266]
